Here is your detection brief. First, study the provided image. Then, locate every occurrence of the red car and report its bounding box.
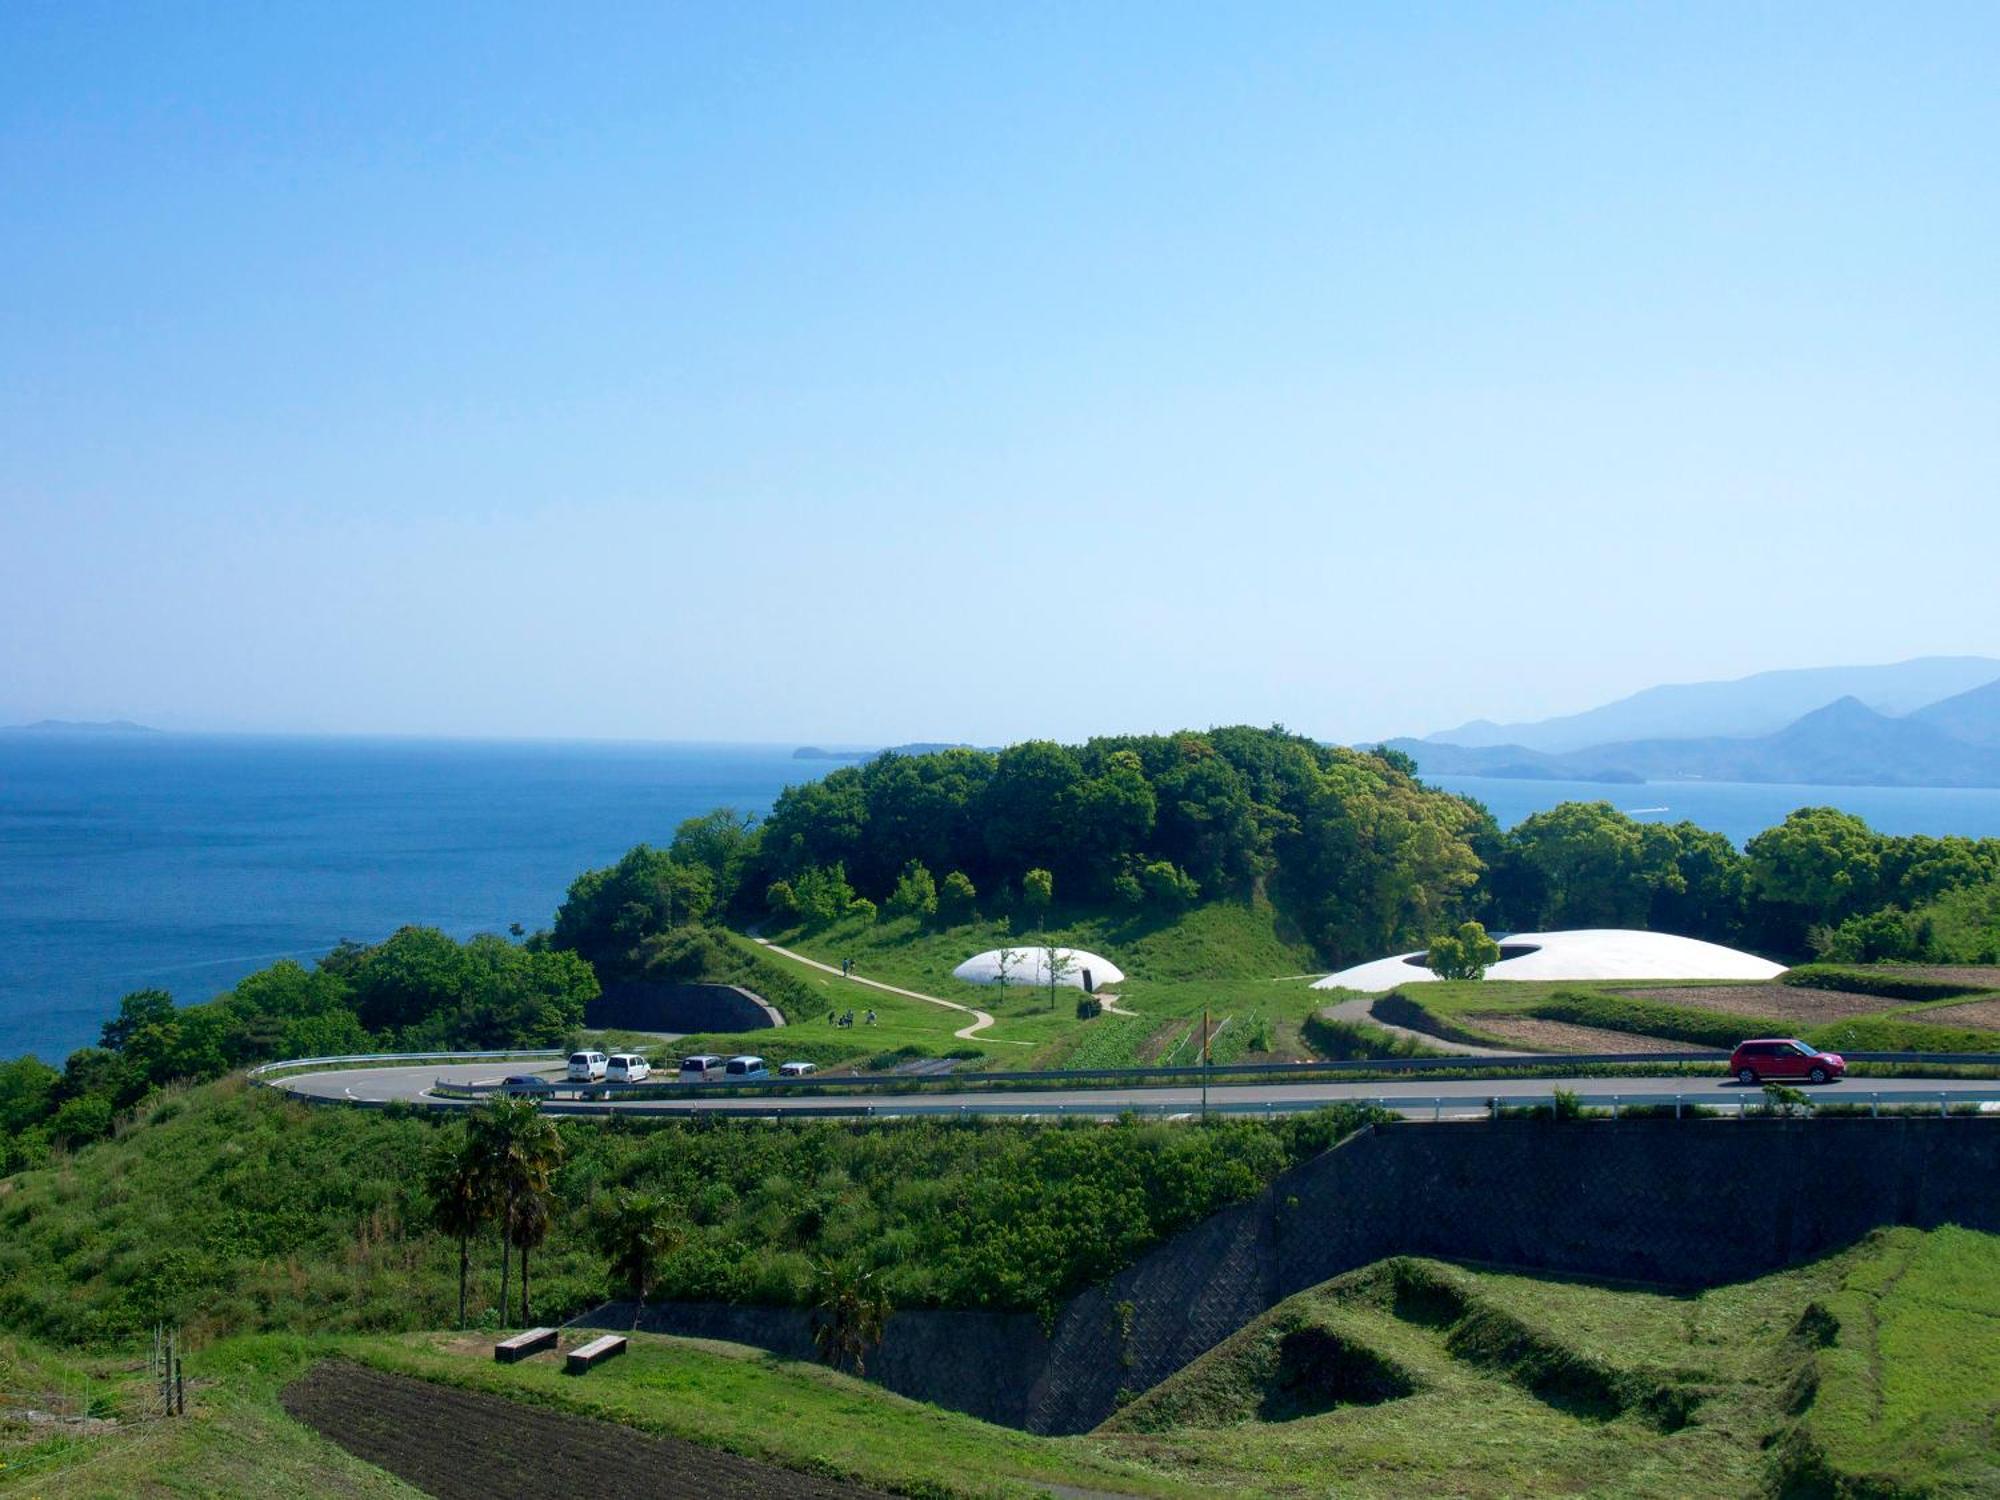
[1729,1038,1846,1086]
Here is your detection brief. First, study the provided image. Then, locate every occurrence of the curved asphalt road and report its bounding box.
[270,1061,2000,1120]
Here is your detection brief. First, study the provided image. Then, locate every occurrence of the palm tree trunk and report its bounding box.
[521,1243,531,1324]
[499,1188,514,1328]
[458,1231,469,1329]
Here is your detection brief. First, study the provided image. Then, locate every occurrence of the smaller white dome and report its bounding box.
[953,946,1125,991]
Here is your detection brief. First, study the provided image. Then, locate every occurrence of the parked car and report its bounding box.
[567,1050,609,1082]
[778,1060,818,1078]
[678,1054,725,1082]
[724,1054,770,1081]
[1729,1038,1846,1086]
[606,1053,650,1084]
[499,1074,555,1098]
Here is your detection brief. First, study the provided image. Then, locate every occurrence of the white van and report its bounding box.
[606,1053,650,1084]
[678,1054,725,1083]
[567,1050,608,1083]
[724,1055,770,1081]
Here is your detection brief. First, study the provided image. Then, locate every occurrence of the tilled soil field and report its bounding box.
[1462,1015,1693,1054]
[1909,997,2000,1030]
[282,1360,890,1500]
[1615,985,1900,1023]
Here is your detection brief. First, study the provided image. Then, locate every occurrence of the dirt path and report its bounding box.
[752,938,1030,1045]
[1317,996,1525,1058]
[283,1360,889,1500]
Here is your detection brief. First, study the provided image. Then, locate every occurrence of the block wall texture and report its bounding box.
[586,981,783,1034]
[583,1117,2000,1434]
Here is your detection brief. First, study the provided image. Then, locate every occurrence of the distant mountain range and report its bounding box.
[1382,660,2000,788]
[0,719,159,736]
[1423,657,2000,754]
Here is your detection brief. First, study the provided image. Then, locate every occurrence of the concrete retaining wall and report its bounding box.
[586,982,784,1035]
[577,1116,2000,1435]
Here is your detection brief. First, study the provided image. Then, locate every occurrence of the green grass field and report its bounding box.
[1100,1226,2000,1499]
[742,901,1332,1073]
[13,1227,1993,1498]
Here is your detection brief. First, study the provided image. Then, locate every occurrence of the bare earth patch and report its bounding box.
[283,1359,888,1500]
[1463,1015,1691,1054]
[1617,986,1901,1023]
[1908,998,2000,1031]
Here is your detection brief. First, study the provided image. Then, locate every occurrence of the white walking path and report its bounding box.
[751,937,1032,1045]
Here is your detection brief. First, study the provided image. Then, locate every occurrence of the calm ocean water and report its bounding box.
[0,736,809,1063]
[7,737,2000,1064]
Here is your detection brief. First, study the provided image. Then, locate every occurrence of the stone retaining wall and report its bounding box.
[586,982,784,1035]
[578,1116,2000,1435]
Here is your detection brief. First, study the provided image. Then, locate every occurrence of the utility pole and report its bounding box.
[1200,1008,1210,1122]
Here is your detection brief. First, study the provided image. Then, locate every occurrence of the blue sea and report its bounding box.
[0,736,810,1063]
[7,737,2000,1064]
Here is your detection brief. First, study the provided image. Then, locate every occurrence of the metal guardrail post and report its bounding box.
[1941,1092,1949,1118]
[1611,1095,1619,1120]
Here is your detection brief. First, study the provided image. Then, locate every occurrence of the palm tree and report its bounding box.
[510,1188,553,1324]
[589,1190,677,1303]
[424,1129,488,1328]
[468,1097,564,1327]
[811,1260,890,1377]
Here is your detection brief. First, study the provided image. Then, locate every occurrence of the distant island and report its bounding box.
[794,742,994,761]
[1376,658,2000,789]
[0,719,159,735]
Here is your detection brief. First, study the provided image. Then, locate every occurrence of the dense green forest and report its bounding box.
[548,728,2000,972]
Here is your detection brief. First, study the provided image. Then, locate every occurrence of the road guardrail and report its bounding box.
[405,1086,2000,1123]
[251,1048,563,1080]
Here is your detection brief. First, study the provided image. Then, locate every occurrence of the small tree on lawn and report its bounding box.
[1043,943,1076,1011]
[1427,920,1503,981]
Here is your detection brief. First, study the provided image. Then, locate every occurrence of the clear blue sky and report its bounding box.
[4,3,1995,745]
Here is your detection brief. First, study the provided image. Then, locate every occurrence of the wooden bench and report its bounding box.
[564,1334,627,1375]
[493,1327,558,1364]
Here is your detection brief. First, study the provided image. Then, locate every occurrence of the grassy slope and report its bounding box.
[2,1330,1186,1500]
[0,1336,424,1499]
[1100,1227,2000,1499]
[746,900,1331,1071]
[0,1072,1372,1344]
[22,1230,1990,1499]
[1802,1225,2000,1495]
[348,1330,1193,1499]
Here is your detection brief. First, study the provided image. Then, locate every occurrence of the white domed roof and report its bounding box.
[1312,928,1784,992]
[953,946,1125,990]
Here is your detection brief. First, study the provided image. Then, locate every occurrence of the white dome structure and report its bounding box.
[953,946,1125,992]
[1312,929,1784,992]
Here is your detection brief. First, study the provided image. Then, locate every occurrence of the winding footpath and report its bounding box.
[751,936,1026,1044]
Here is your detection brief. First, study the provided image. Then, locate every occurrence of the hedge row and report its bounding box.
[1779,965,1989,1003]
